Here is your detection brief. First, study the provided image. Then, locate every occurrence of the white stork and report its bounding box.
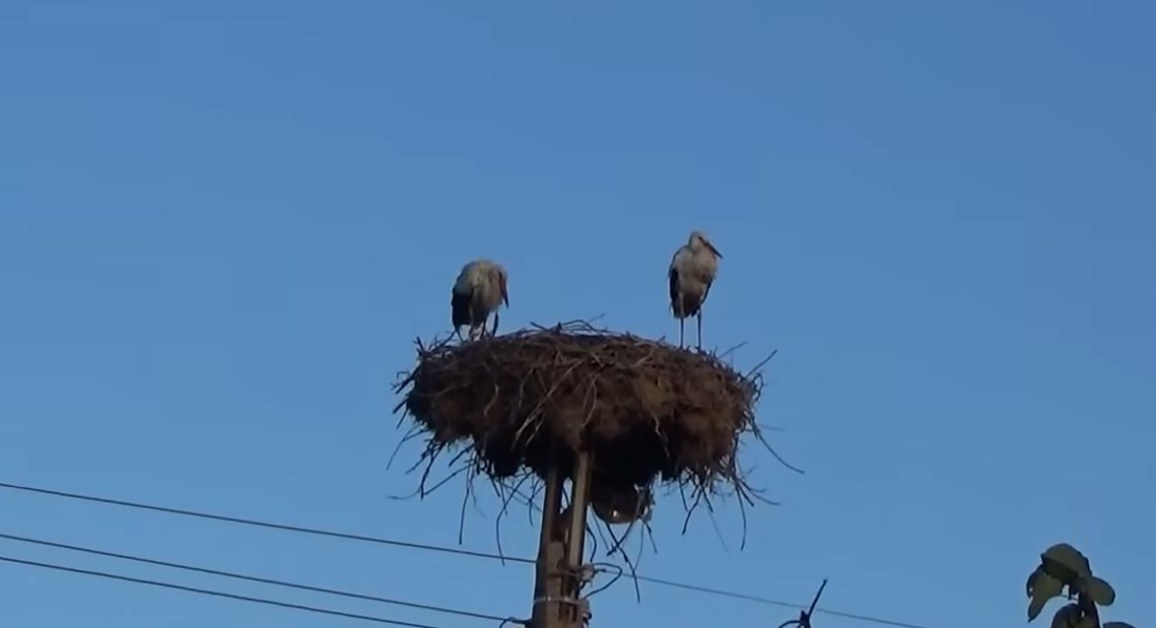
[451,259,509,340]
[668,230,722,349]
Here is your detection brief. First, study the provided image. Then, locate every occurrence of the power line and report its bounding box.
[1,480,932,628]
[0,532,509,624]
[0,481,532,565]
[624,575,928,628]
[815,608,934,628]
[628,573,800,607]
[0,554,457,628]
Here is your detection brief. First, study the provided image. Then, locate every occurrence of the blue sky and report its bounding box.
[2,1,1153,627]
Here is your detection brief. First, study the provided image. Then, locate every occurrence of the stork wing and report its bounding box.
[451,289,472,328]
[668,266,679,308]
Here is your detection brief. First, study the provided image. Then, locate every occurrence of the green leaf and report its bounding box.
[1028,567,1065,599]
[1028,568,1065,621]
[1042,544,1092,583]
[1051,603,1082,628]
[1087,576,1116,606]
[1103,623,1135,628]
[1029,596,1049,622]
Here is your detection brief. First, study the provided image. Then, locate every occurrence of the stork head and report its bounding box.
[688,230,722,259]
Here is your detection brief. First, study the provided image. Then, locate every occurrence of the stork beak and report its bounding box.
[705,240,722,259]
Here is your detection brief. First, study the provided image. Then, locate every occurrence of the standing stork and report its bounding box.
[451,259,509,340]
[668,230,722,349]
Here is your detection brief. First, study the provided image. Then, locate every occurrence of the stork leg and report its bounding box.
[696,311,703,350]
[491,311,500,337]
[466,303,478,341]
[678,317,685,348]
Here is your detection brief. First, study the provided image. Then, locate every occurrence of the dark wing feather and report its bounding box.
[451,289,472,328]
[668,266,680,315]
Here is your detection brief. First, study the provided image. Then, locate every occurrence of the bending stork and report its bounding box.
[668,230,722,349]
[451,259,509,341]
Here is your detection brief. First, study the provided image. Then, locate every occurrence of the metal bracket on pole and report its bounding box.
[567,451,591,569]
[565,450,593,626]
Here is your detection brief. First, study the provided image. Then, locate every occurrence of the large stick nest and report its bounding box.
[393,321,778,508]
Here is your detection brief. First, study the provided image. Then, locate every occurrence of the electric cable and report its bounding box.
[1,480,933,628]
[0,480,532,565]
[0,554,458,628]
[0,531,509,623]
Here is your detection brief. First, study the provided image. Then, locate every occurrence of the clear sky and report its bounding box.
[2,2,1153,628]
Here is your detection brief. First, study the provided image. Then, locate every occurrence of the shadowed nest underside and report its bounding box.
[393,321,775,505]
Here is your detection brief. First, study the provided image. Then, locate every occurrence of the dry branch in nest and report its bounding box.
[393,321,785,524]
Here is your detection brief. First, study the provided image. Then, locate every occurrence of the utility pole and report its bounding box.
[530,464,567,628]
[529,450,594,628]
